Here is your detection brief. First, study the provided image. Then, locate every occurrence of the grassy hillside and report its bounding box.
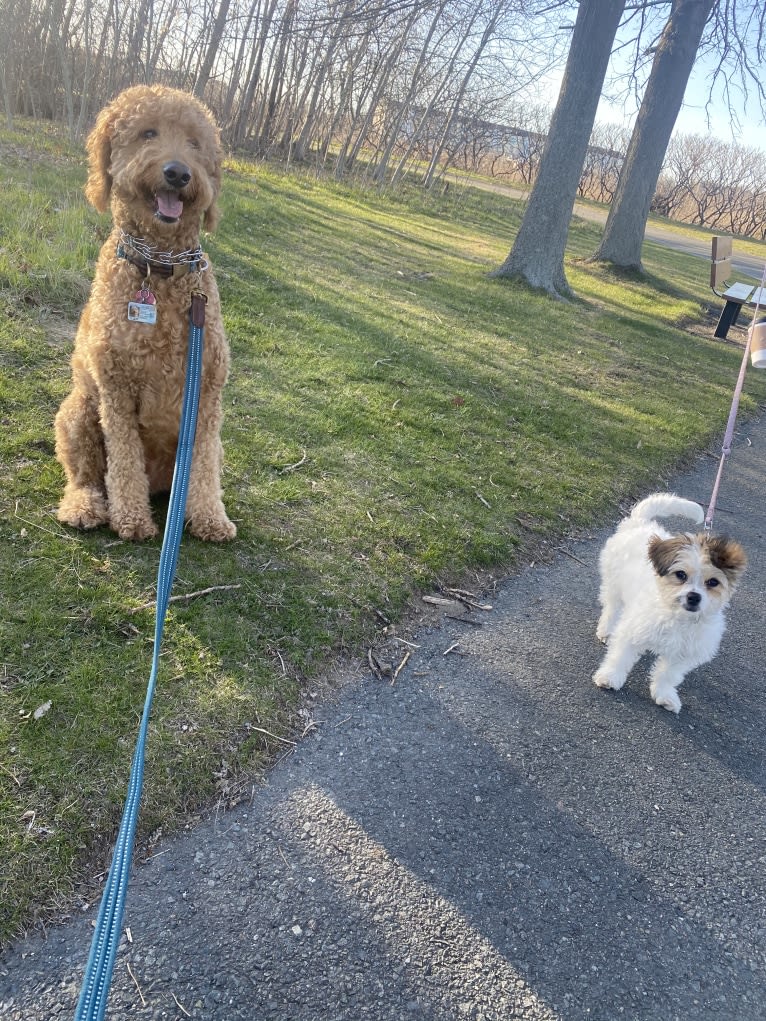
[1,120,765,944]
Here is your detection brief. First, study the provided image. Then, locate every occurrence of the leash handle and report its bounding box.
[74,306,204,1021]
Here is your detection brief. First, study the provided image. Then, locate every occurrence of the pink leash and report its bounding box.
[705,260,766,530]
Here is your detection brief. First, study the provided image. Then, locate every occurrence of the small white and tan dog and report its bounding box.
[593,493,747,713]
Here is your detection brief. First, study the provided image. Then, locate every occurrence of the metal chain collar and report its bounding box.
[118,229,208,270]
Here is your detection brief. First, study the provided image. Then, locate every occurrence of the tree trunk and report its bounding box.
[492,0,626,297]
[421,5,500,189]
[194,0,232,100]
[592,0,714,269]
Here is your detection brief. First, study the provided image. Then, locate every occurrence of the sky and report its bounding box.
[534,23,766,152]
[601,52,766,150]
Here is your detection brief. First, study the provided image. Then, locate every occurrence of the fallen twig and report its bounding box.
[280,449,308,473]
[367,649,392,679]
[0,762,21,787]
[367,648,384,679]
[443,641,465,656]
[249,725,296,747]
[557,547,589,568]
[446,614,483,626]
[391,650,411,684]
[391,636,421,649]
[444,588,493,611]
[131,584,241,613]
[422,595,463,609]
[14,503,78,542]
[172,992,192,1017]
[126,962,146,1007]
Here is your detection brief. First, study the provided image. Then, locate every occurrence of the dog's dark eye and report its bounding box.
[188,138,201,150]
[674,570,688,582]
[705,578,720,588]
[142,129,158,140]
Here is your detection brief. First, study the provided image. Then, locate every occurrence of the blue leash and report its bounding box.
[74,293,207,1021]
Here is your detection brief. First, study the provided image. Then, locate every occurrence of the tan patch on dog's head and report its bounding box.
[702,533,747,583]
[647,534,694,577]
[648,531,747,615]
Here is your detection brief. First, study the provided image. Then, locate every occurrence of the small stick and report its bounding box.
[392,636,421,649]
[474,490,491,508]
[444,589,492,611]
[280,449,307,473]
[391,650,411,684]
[367,648,384,679]
[126,962,146,1007]
[172,992,192,1017]
[14,504,77,542]
[443,641,462,656]
[131,584,241,613]
[249,726,296,747]
[422,595,462,608]
[557,547,589,568]
[0,762,21,787]
[446,614,482,626]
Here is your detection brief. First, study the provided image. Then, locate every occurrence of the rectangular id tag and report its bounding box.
[127,301,158,324]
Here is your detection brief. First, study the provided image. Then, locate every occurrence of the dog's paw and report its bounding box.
[111,513,159,541]
[188,514,237,542]
[653,688,682,714]
[58,489,109,530]
[593,669,622,691]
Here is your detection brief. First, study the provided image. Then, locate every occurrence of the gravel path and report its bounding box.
[2,411,765,1020]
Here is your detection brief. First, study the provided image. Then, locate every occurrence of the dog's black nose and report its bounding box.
[163,161,191,188]
[686,591,702,608]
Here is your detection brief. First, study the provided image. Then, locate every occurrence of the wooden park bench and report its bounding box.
[710,236,766,339]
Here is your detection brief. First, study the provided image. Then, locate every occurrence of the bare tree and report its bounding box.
[194,0,233,98]
[592,0,714,269]
[492,0,627,298]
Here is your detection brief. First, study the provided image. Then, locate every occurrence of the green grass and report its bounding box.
[2,125,765,945]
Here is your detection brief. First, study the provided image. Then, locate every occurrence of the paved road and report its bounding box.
[2,395,766,1017]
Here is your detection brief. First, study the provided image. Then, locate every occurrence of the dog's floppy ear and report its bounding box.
[648,535,690,576]
[84,104,115,213]
[203,191,221,232]
[203,147,222,232]
[705,535,747,581]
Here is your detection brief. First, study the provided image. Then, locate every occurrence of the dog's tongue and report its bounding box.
[155,190,183,219]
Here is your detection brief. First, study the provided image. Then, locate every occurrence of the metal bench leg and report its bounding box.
[714,300,744,339]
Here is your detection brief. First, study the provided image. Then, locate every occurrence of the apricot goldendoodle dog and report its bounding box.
[55,85,236,541]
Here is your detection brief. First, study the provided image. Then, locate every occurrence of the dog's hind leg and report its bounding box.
[55,389,109,529]
[596,604,620,644]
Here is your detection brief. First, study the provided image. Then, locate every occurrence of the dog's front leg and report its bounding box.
[185,392,236,542]
[593,634,641,692]
[99,393,158,540]
[649,658,686,714]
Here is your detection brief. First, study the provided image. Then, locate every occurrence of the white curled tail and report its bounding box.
[629,493,705,524]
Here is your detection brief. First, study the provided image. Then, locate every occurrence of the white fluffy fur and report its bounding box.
[593,493,745,713]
